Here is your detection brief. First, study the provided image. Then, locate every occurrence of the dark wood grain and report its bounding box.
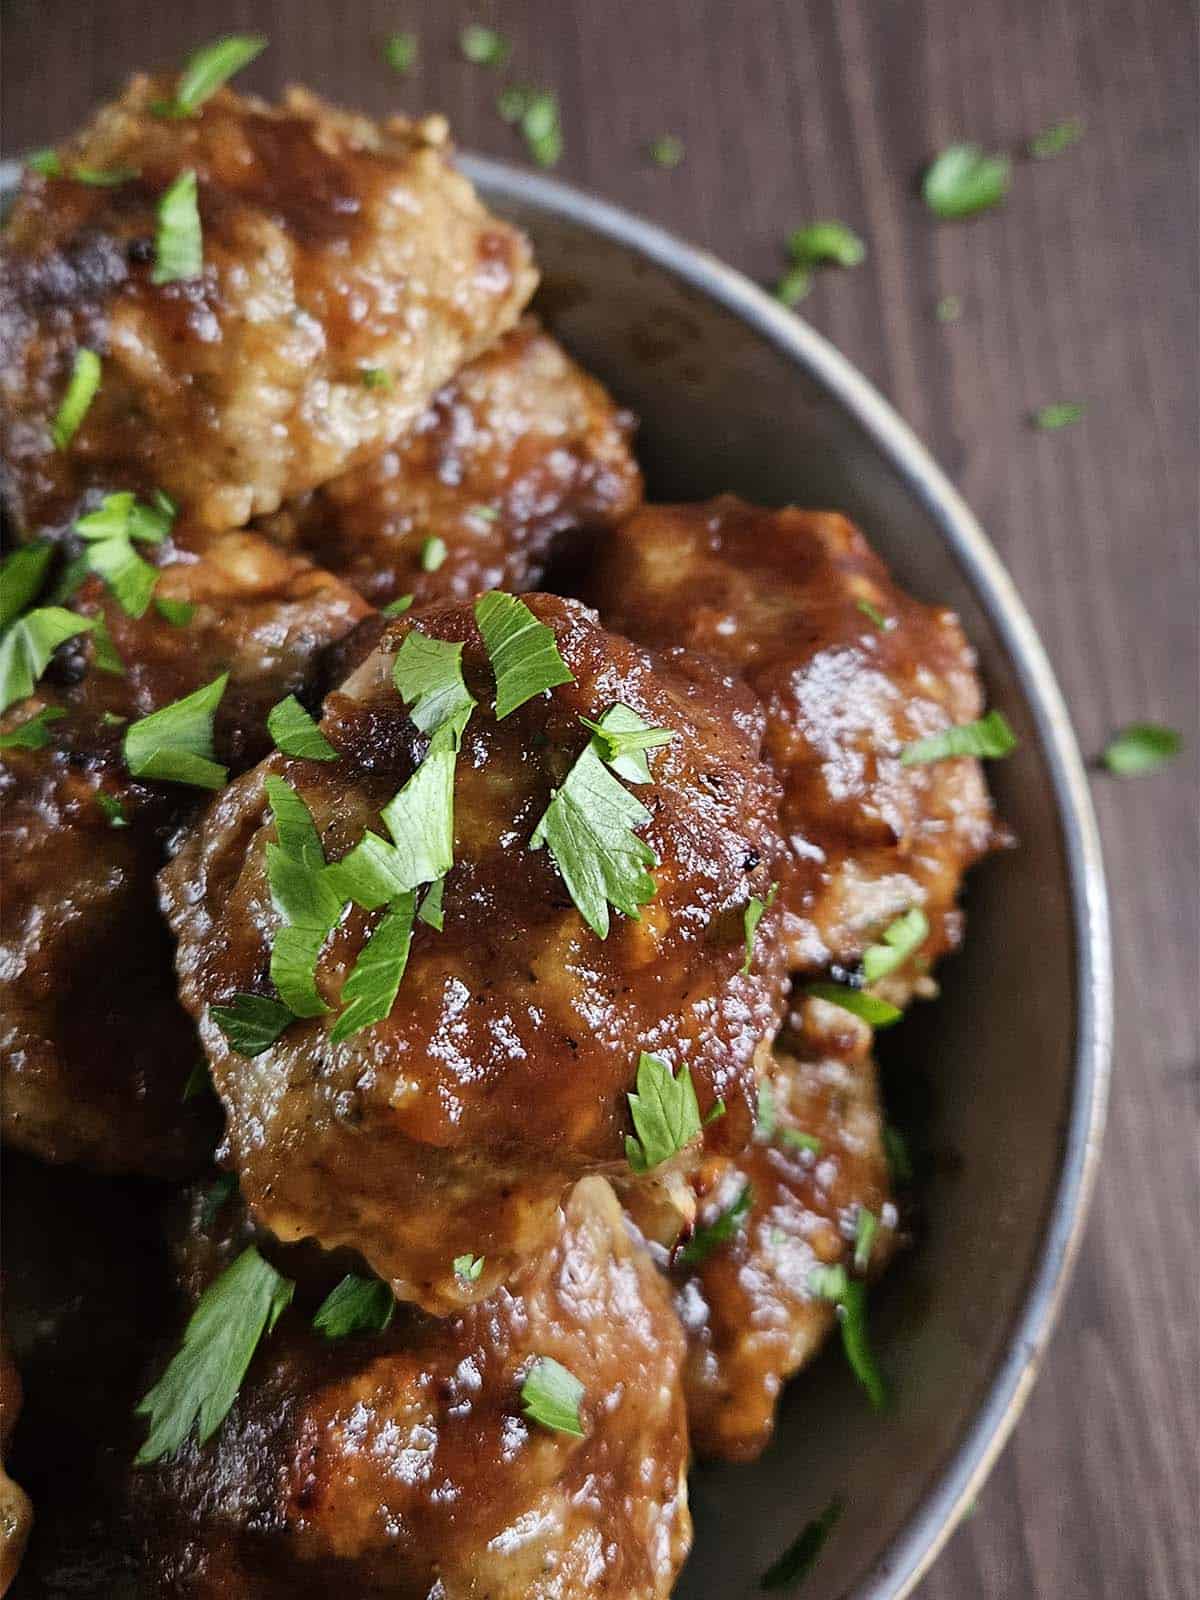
[2,3,1196,1595]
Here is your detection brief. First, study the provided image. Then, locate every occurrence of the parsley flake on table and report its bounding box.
[520,1356,585,1437]
[761,1495,845,1590]
[155,34,267,118]
[788,220,866,268]
[780,1127,823,1154]
[50,349,100,449]
[496,86,562,166]
[0,542,52,628]
[383,32,417,74]
[923,142,1011,219]
[1030,401,1086,430]
[134,1245,294,1463]
[153,169,203,285]
[0,706,66,751]
[0,607,95,715]
[625,1052,705,1173]
[883,1124,913,1185]
[267,695,338,761]
[460,23,509,66]
[454,1253,485,1282]
[211,993,296,1057]
[648,133,685,168]
[74,490,174,617]
[578,703,675,784]
[123,673,228,789]
[861,907,929,984]
[475,591,574,718]
[329,890,417,1043]
[775,263,812,306]
[741,882,778,975]
[808,1263,887,1410]
[678,1183,753,1267]
[936,293,963,323]
[312,1273,396,1338]
[392,631,476,734]
[1028,116,1084,160]
[802,982,902,1028]
[900,709,1016,765]
[1101,723,1182,777]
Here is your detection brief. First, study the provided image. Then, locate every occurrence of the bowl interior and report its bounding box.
[469,161,1104,1599]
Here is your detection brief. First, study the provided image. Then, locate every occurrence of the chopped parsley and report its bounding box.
[577,704,674,784]
[900,709,1016,766]
[788,221,866,268]
[855,596,892,630]
[89,617,125,675]
[761,1496,845,1590]
[625,1052,705,1173]
[74,490,174,617]
[1102,722,1182,777]
[97,792,128,828]
[50,349,101,449]
[152,170,203,285]
[383,32,418,73]
[780,1127,823,1154]
[936,293,963,323]
[775,264,812,306]
[211,992,296,1056]
[808,1263,887,1410]
[1028,116,1084,160]
[381,594,414,617]
[392,632,476,733]
[520,1356,585,1437]
[678,1183,753,1267]
[883,1124,914,1184]
[1030,401,1085,430]
[475,592,574,718]
[267,695,338,761]
[181,1059,210,1102]
[419,536,447,573]
[329,890,417,1043]
[27,149,62,176]
[0,705,66,750]
[123,673,228,788]
[861,907,929,984]
[454,1253,485,1282]
[0,608,95,715]
[854,1207,878,1273]
[199,1172,238,1228]
[71,165,140,186]
[264,777,342,1017]
[923,143,1011,219]
[741,882,778,975]
[496,86,562,166]
[360,366,392,389]
[803,982,902,1028]
[460,23,510,65]
[0,542,52,628]
[155,597,194,627]
[648,134,685,168]
[135,1246,294,1463]
[312,1273,396,1338]
[156,34,267,117]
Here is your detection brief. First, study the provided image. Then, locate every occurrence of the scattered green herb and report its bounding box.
[27,149,62,177]
[75,491,174,617]
[775,264,812,306]
[123,673,228,788]
[454,1253,485,1282]
[809,1263,887,1409]
[381,594,414,617]
[155,597,194,627]
[855,597,892,629]
[383,32,417,74]
[861,907,929,985]
[1028,116,1084,160]
[625,1052,704,1173]
[0,705,66,750]
[883,1125,914,1185]
[854,1207,878,1273]
[51,349,101,449]
[789,221,866,268]
[0,543,53,628]
[678,1184,753,1267]
[760,1496,845,1590]
[156,34,267,117]
[936,293,963,323]
[329,891,417,1042]
[152,169,203,285]
[475,591,574,718]
[923,143,1011,219]
[0,608,95,715]
[520,1355,585,1437]
[72,165,140,186]
[742,882,779,975]
[459,23,509,66]
[1030,401,1085,430]
[211,993,296,1056]
[264,777,342,1017]
[199,1172,238,1228]
[1101,723,1182,777]
[181,1059,210,1102]
[267,695,338,762]
[900,709,1016,766]
[417,875,445,930]
[361,366,393,389]
[803,982,902,1028]
[96,791,128,827]
[780,1127,823,1155]
[419,535,447,573]
[312,1273,396,1338]
[649,133,685,168]
[577,703,674,784]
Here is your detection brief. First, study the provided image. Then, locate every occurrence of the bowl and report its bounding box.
[461,154,1112,1599]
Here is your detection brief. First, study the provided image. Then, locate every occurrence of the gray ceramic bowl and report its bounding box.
[461,155,1112,1600]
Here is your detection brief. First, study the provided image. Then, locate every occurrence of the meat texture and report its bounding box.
[592,497,1005,991]
[0,1331,31,1599]
[0,79,536,538]
[0,532,370,1173]
[133,1177,692,1600]
[160,594,788,1312]
[670,994,897,1461]
[257,317,643,609]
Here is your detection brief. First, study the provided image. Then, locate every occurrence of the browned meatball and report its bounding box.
[593,497,1006,989]
[0,533,370,1174]
[0,80,536,538]
[670,995,897,1461]
[0,1330,32,1598]
[256,317,643,609]
[160,594,788,1312]
[133,1177,692,1600]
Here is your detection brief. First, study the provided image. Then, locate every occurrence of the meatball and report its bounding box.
[133,1177,692,1600]
[0,80,536,538]
[256,317,643,609]
[0,1332,31,1598]
[670,995,897,1461]
[0,533,370,1173]
[159,594,788,1312]
[592,497,1006,990]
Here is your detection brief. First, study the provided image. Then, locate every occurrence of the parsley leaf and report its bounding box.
[383,32,417,73]
[855,596,892,630]
[27,149,62,176]
[454,1253,485,1282]
[123,673,228,788]
[803,982,902,1028]
[678,1183,753,1267]
[181,1059,210,1102]
[267,695,338,761]
[199,1172,238,1228]
[460,23,510,65]
[134,1246,293,1463]
[531,737,657,939]
[211,993,296,1056]
[883,1125,914,1184]
[0,607,95,715]
[775,264,812,306]
[900,709,1016,765]
[936,293,963,323]
[861,907,929,984]
[781,1127,823,1154]
[96,791,127,827]
[497,86,563,166]
[625,1053,704,1172]
[417,875,445,930]
[159,34,267,117]
[264,777,343,1017]
[578,704,674,784]
[761,1496,845,1590]
[0,705,66,750]
[392,631,476,734]
[854,1207,878,1274]
[1102,722,1182,777]
[50,349,101,449]
[475,592,574,718]
[923,143,1011,219]
[361,366,392,389]
[520,1356,585,1437]
[788,221,866,267]
[75,490,173,617]
[0,542,53,628]
[152,170,203,285]
[1031,401,1085,430]
[1028,116,1084,160]
[419,535,447,573]
[754,1077,778,1142]
[155,597,194,627]
[312,1273,395,1339]
[381,594,414,618]
[70,165,140,187]
[742,882,778,975]
[809,1264,886,1410]
[329,891,417,1043]
[648,134,685,168]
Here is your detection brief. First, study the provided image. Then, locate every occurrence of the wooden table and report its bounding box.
[3,3,1196,1595]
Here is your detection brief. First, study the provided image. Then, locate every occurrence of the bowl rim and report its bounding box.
[463,151,1114,1599]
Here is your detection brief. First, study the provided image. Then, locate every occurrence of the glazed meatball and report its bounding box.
[0,533,370,1173]
[0,80,536,538]
[159,594,788,1312]
[256,317,643,609]
[133,1177,692,1600]
[0,1332,31,1598]
[670,994,897,1461]
[593,497,1006,991]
